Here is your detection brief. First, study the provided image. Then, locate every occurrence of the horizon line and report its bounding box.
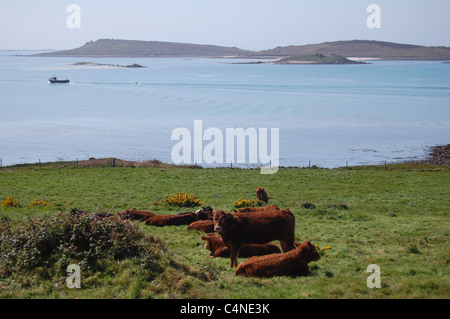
[2,38,450,53]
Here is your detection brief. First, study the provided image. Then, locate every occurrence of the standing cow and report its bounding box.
[213,209,296,268]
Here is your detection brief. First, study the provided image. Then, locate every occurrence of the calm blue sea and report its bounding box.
[0,51,449,168]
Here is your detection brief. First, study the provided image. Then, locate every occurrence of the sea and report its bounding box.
[0,51,449,168]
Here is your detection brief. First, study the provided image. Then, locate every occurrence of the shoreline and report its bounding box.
[401,144,450,166]
[2,144,448,170]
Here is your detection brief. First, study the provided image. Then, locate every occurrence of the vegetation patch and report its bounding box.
[0,213,213,298]
[0,162,449,298]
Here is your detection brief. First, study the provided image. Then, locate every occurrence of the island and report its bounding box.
[272,54,367,65]
[72,62,145,68]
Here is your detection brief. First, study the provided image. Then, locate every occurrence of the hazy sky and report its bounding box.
[1,0,449,51]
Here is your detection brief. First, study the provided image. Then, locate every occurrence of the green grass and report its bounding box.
[1,163,449,299]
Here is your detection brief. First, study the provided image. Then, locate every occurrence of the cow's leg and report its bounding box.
[280,239,296,253]
[229,243,241,268]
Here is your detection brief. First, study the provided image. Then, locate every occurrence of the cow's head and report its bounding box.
[195,206,213,220]
[213,210,232,233]
[299,241,321,262]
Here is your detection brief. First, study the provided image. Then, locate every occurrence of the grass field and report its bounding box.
[0,162,449,299]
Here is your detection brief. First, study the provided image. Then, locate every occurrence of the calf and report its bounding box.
[187,220,215,233]
[202,234,281,258]
[213,209,296,267]
[118,209,156,221]
[235,241,321,278]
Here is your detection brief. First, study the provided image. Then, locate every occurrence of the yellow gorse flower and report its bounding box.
[315,244,333,256]
[1,197,20,207]
[29,199,56,206]
[233,198,264,208]
[152,191,205,207]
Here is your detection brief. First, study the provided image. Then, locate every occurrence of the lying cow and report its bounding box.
[118,209,156,221]
[202,234,281,258]
[213,209,296,267]
[145,213,196,227]
[187,220,215,233]
[235,205,280,214]
[177,206,213,220]
[235,240,321,278]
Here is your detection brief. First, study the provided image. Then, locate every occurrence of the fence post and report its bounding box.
[112,158,116,167]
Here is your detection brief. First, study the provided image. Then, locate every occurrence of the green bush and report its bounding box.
[0,213,166,278]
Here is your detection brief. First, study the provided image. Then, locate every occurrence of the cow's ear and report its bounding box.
[201,236,207,240]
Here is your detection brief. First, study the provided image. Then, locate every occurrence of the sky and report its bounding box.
[0,0,449,51]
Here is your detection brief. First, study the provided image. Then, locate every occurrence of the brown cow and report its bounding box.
[202,234,281,258]
[255,187,270,203]
[145,207,213,227]
[145,212,198,227]
[178,206,213,220]
[213,209,296,267]
[187,220,215,233]
[235,205,280,214]
[235,240,321,278]
[118,209,156,221]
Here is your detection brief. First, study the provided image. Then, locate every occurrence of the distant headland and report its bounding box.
[34,39,450,60]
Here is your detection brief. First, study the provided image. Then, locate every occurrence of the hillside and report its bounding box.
[253,40,450,60]
[35,39,253,58]
[35,39,450,60]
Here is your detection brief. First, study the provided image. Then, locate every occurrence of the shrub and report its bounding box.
[301,202,316,209]
[233,198,264,208]
[152,191,205,207]
[0,213,167,278]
